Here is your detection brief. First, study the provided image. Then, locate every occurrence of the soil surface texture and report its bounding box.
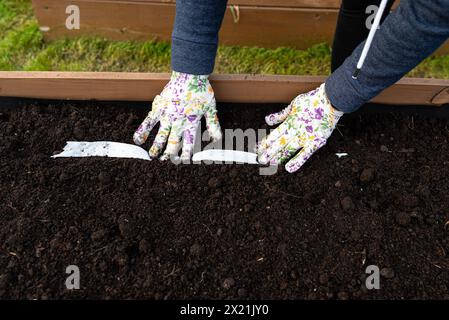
[1,101,449,299]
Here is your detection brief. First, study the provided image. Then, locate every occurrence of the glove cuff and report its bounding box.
[171,71,209,81]
[321,83,344,118]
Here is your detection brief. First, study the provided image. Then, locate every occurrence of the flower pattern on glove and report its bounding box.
[133,71,222,160]
[256,83,343,173]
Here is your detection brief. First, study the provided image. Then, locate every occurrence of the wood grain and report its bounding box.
[105,0,398,9]
[31,0,338,49]
[31,0,447,53]
[102,0,343,9]
[1,71,448,106]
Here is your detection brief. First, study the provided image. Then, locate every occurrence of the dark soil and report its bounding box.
[1,100,449,300]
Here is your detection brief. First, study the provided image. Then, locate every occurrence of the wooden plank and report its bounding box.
[32,0,339,49]
[126,0,399,9]
[102,0,343,9]
[32,0,175,42]
[31,0,447,54]
[1,72,448,106]
[0,72,168,102]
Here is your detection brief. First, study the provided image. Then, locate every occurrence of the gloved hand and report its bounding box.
[256,84,344,173]
[133,71,222,160]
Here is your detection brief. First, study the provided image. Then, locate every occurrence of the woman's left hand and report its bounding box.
[256,84,344,173]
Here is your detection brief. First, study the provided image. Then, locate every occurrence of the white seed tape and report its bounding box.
[192,149,258,164]
[52,141,151,161]
[336,153,349,158]
[52,141,259,164]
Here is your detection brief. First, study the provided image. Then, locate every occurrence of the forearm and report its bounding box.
[171,0,228,75]
[326,0,449,113]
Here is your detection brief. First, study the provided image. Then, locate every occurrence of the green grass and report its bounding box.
[1,0,449,78]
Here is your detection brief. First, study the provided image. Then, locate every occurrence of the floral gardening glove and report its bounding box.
[256,84,344,173]
[133,71,222,160]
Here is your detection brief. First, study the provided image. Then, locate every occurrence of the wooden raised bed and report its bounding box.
[31,0,338,50]
[0,71,448,106]
[32,0,449,54]
[31,0,449,54]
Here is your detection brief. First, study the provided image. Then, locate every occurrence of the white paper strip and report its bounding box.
[192,149,258,164]
[52,141,151,161]
[336,153,349,158]
[52,142,259,165]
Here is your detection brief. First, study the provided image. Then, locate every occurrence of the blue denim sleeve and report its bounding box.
[171,0,228,75]
[326,0,449,113]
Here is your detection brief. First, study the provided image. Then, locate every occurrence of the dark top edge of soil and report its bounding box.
[1,97,449,118]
